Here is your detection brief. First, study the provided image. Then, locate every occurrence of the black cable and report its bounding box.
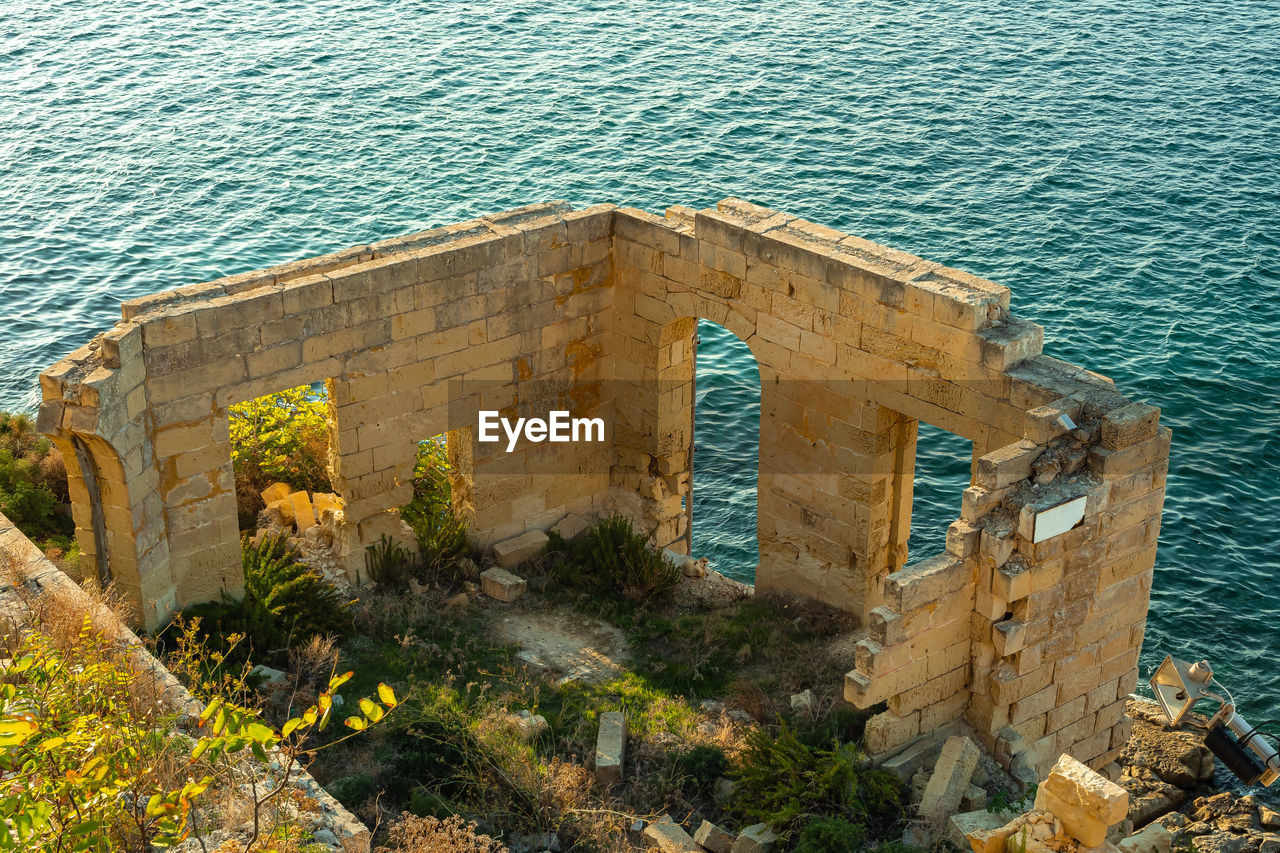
[1236,719,1280,750]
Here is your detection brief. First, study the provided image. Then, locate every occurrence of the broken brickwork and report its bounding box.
[37,199,1167,776]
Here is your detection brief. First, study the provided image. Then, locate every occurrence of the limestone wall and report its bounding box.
[38,198,1168,775]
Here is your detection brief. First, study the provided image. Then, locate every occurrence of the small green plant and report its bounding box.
[400,437,471,576]
[795,816,866,852]
[163,534,351,666]
[242,533,351,642]
[549,515,680,618]
[366,534,414,588]
[733,721,903,842]
[988,783,1036,814]
[667,743,730,796]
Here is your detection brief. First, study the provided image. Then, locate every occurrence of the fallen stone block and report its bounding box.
[266,497,295,527]
[732,823,777,853]
[1118,822,1172,853]
[1035,754,1129,847]
[288,490,316,531]
[494,529,549,567]
[512,710,548,740]
[961,784,988,811]
[312,491,343,517]
[509,832,562,853]
[260,482,292,506]
[643,816,699,852]
[481,567,527,602]
[694,820,735,853]
[551,513,590,541]
[595,711,626,785]
[250,664,287,689]
[919,735,981,819]
[880,734,945,783]
[948,809,1014,850]
[790,688,817,715]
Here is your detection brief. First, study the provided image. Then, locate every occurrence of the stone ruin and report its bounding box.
[37,198,1169,779]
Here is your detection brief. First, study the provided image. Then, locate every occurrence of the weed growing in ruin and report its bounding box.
[365,534,414,588]
[732,720,904,842]
[400,438,471,580]
[374,813,508,853]
[794,815,867,852]
[544,514,681,620]
[164,533,351,667]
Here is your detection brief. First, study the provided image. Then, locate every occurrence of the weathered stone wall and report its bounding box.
[38,199,1168,775]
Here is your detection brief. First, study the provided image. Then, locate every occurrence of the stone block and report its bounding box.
[260,482,293,506]
[975,440,1042,490]
[864,709,921,756]
[870,605,905,646]
[694,820,735,853]
[1035,753,1129,846]
[480,567,527,602]
[492,529,549,567]
[949,809,1013,851]
[919,735,980,819]
[1117,823,1172,853]
[288,491,316,531]
[312,492,343,517]
[732,823,778,853]
[643,816,699,852]
[595,711,626,785]
[992,561,1032,603]
[885,553,971,612]
[551,512,590,541]
[961,785,988,811]
[512,710,548,740]
[879,734,945,782]
[1101,403,1160,450]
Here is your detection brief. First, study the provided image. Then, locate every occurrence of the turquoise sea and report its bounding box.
[2,1,1278,728]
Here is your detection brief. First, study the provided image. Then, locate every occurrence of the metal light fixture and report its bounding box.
[1150,655,1280,786]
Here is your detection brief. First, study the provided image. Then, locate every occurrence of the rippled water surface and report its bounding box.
[2,1,1279,720]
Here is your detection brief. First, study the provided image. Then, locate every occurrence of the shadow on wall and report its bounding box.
[692,319,760,583]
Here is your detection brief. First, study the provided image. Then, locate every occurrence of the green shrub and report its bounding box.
[406,786,456,819]
[733,721,904,842]
[667,744,730,796]
[400,437,471,577]
[328,773,380,807]
[243,533,351,641]
[549,515,680,616]
[365,534,414,588]
[164,534,350,666]
[229,386,333,529]
[795,816,866,852]
[0,412,72,545]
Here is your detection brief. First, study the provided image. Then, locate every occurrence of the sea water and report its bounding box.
[1,0,1278,723]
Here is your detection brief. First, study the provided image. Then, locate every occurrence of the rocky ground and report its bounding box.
[1119,699,1280,853]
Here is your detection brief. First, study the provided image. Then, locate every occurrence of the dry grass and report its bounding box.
[376,814,508,853]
